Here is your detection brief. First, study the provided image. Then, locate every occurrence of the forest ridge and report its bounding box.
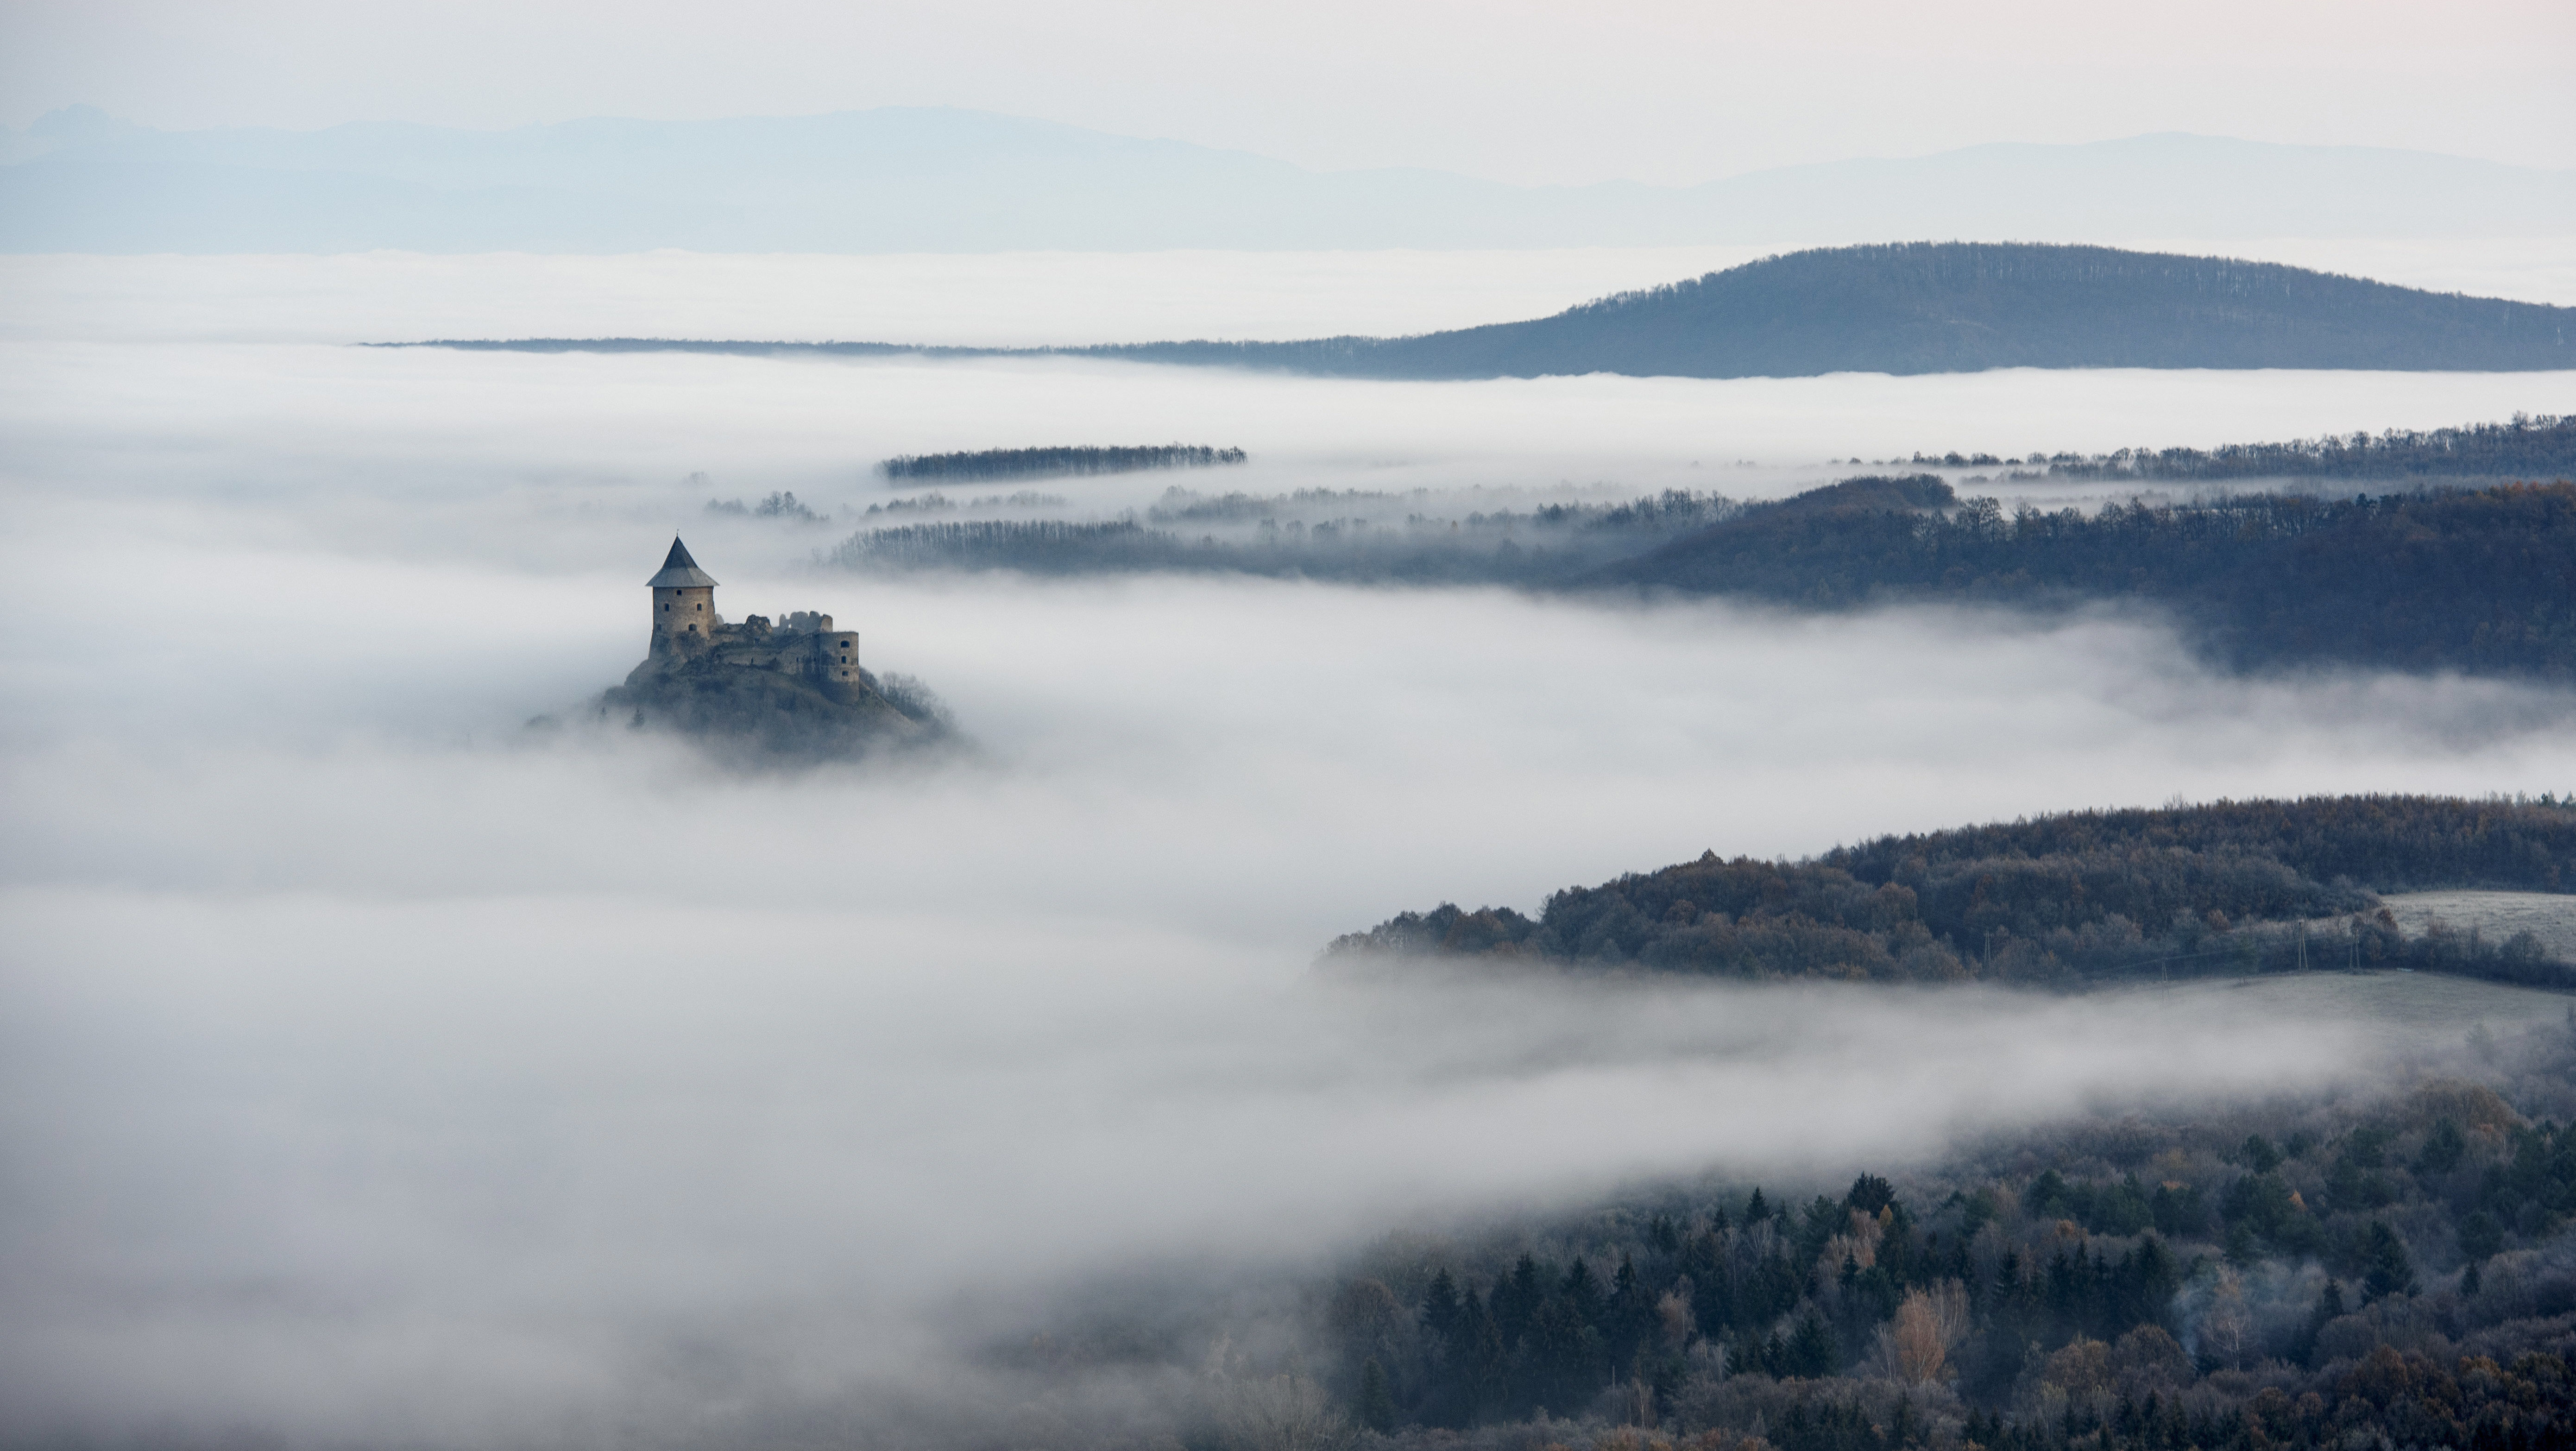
[1327,795,2576,987]
[1592,473,2576,679]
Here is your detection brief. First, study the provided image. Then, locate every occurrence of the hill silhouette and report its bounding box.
[1083,243,2576,379]
[399,244,2576,380]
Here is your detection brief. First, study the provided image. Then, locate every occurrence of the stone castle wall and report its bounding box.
[643,608,863,700]
[819,630,862,692]
[652,585,717,652]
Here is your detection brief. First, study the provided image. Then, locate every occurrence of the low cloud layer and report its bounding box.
[5,253,2576,1444]
[0,885,2526,1445]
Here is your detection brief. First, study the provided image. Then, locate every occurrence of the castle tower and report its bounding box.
[647,536,720,655]
[818,627,863,696]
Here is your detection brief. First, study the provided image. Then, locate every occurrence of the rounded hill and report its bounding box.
[1088,242,2576,379]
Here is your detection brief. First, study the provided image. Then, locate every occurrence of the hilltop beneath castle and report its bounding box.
[603,642,952,762]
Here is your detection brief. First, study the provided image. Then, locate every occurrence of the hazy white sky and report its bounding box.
[5,0,2571,184]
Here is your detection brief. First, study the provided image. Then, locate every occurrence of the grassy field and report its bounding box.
[2099,955,2571,1058]
[2382,888,2576,961]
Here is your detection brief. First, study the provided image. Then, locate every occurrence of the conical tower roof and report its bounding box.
[647,536,719,588]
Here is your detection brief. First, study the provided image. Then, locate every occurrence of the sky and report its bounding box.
[4,0,2572,184]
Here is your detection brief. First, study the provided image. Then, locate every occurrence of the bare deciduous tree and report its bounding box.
[1213,1373,1357,1451]
[1874,1279,1971,1383]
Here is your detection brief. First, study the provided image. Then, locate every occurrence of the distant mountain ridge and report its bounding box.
[1083,244,2576,378]
[6,105,2572,252]
[394,244,2576,379]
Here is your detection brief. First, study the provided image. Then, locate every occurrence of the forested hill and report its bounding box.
[1326,795,2576,987]
[382,244,2576,380]
[1593,476,2576,679]
[1082,244,2574,379]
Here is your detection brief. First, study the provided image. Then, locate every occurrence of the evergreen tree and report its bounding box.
[1422,1268,1462,1342]
[1784,1308,1840,1377]
[2460,1209,2505,1262]
[1494,1255,1543,1345]
[1847,1173,1897,1214]
[1357,1357,1395,1432]
[2362,1220,2420,1299]
[1519,1297,1603,1413]
[1647,1213,1680,1256]
[1561,1257,1603,1330]
[2298,1279,2347,1366]
[1606,1254,1649,1366]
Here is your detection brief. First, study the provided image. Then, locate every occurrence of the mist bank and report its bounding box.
[0,890,2433,1450]
[13,108,2575,254]
[1329,795,2576,990]
[393,245,2576,380]
[826,439,2576,682]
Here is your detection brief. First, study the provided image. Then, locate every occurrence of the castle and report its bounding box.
[640,536,869,699]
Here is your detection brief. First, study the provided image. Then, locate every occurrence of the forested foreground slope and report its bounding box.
[1302,1036,2576,1450]
[1328,797,2576,986]
[1593,475,2576,679]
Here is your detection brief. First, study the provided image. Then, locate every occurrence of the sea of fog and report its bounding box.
[4,247,2576,1444]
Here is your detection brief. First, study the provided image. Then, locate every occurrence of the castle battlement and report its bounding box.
[638,536,866,699]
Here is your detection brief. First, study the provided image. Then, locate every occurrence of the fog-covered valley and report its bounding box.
[7,248,2576,1445]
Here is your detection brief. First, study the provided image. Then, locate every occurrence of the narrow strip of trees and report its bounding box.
[877,444,1247,483]
[2034,413,2572,483]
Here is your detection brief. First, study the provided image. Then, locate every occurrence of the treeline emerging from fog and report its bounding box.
[824,415,2576,683]
[2036,413,2573,485]
[1329,795,2576,987]
[830,488,1738,585]
[877,443,1246,483]
[832,520,1186,574]
[1599,477,2576,679]
[1309,1039,2576,1449]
